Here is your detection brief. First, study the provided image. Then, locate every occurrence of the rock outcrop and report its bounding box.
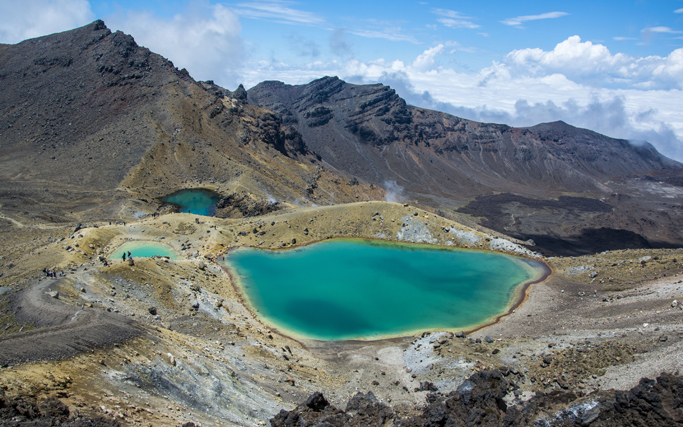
[272,370,683,427]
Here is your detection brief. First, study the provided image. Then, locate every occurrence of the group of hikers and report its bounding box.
[42,268,60,278]
[121,251,132,262]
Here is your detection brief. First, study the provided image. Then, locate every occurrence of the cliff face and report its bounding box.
[248,77,683,255]
[248,77,678,200]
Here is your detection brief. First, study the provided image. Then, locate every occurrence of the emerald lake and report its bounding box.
[223,239,549,341]
[109,241,178,260]
[160,189,221,216]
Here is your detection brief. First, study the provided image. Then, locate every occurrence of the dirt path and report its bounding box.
[0,278,144,367]
[0,212,24,228]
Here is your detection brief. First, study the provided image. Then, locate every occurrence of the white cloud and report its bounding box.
[501,36,683,90]
[643,26,682,34]
[411,44,444,71]
[437,18,480,29]
[501,11,568,27]
[347,27,418,43]
[0,0,94,44]
[431,9,470,19]
[432,8,479,29]
[613,36,637,41]
[232,0,325,26]
[107,3,244,89]
[675,8,683,13]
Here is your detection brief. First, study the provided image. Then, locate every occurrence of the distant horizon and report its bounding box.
[1,0,682,161]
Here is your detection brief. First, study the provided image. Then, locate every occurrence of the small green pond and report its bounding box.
[223,239,548,341]
[109,241,178,260]
[160,189,221,216]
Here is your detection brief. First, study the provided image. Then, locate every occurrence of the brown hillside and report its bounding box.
[0,21,381,226]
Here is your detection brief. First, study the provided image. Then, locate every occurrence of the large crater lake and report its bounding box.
[223,239,549,341]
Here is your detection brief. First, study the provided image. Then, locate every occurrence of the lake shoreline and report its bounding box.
[220,238,552,343]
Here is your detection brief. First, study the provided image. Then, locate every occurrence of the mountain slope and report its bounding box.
[248,76,678,199]
[248,77,683,254]
[0,23,380,225]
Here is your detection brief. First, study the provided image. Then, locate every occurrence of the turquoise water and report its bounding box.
[223,239,548,341]
[160,189,221,216]
[109,241,178,260]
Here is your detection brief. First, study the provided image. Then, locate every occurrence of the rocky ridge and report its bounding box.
[248,76,680,198]
[248,77,683,255]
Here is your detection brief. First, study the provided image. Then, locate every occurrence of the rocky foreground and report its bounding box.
[273,370,683,427]
[3,369,681,426]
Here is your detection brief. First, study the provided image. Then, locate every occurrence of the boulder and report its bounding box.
[305,392,329,411]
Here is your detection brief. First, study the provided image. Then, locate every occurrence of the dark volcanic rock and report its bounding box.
[271,390,393,427]
[272,370,683,427]
[214,191,281,218]
[0,394,120,426]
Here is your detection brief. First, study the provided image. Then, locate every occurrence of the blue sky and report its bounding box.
[1,0,683,160]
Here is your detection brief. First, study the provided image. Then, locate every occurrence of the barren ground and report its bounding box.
[0,201,681,426]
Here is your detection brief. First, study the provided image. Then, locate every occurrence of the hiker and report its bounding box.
[127,251,131,258]
[122,253,126,262]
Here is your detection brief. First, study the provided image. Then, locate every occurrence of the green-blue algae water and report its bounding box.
[223,239,548,341]
[160,189,221,216]
[109,241,178,260]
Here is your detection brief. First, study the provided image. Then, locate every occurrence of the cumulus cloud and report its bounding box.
[411,44,444,71]
[0,0,94,44]
[501,36,683,90]
[107,2,244,89]
[501,11,568,27]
